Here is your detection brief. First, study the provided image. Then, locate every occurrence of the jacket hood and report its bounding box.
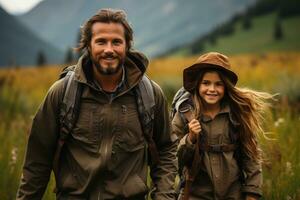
[124,50,149,88]
[126,50,149,73]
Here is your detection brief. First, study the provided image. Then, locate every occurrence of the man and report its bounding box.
[17,9,177,200]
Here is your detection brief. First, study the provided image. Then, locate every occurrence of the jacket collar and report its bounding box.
[201,104,240,126]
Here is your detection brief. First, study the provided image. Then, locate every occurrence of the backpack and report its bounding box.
[171,87,194,130]
[171,87,200,200]
[53,65,159,177]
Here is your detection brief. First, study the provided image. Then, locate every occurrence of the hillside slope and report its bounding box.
[170,12,300,56]
[204,13,300,54]
[18,0,255,57]
[0,6,63,67]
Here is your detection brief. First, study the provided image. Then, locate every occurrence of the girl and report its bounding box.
[172,52,273,200]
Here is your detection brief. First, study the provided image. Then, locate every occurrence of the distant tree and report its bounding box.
[279,0,300,18]
[75,29,82,59]
[231,13,242,24]
[249,0,278,17]
[191,40,204,54]
[76,28,81,47]
[36,50,47,66]
[274,18,284,40]
[242,13,252,30]
[215,22,235,37]
[65,47,74,64]
[208,33,217,46]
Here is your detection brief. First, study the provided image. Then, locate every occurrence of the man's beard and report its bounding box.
[91,54,124,75]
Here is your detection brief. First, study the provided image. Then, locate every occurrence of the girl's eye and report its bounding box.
[216,82,224,86]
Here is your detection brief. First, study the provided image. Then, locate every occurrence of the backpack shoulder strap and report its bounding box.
[171,87,192,120]
[53,67,83,176]
[59,69,82,136]
[139,75,155,113]
[173,88,191,112]
[59,65,77,79]
[136,75,159,166]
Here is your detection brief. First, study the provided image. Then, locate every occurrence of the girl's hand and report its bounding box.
[188,119,201,143]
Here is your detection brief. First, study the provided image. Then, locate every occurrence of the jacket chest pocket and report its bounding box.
[207,119,229,144]
[71,103,102,150]
[113,104,145,152]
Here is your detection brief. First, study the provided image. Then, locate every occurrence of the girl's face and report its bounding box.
[198,71,225,107]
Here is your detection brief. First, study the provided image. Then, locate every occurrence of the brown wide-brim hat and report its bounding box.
[183,52,238,92]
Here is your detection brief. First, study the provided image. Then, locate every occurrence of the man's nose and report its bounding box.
[104,43,113,53]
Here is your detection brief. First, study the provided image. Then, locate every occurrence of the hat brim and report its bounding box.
[183,63,238,93]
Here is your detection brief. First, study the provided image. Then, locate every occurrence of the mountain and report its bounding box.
[18,0,256,57]
[0,6,63,67]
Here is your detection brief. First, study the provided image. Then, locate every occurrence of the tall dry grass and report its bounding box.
[0,52,299,199]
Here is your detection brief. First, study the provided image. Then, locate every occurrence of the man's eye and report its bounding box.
[113,40,122,45]
[95,40,105,44]
[97,41,105,45]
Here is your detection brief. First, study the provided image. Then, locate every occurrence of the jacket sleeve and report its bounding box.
[241,144,263,197]
[16,79,64,200]
[149,81,178,200]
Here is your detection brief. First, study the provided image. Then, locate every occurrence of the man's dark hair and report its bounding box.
[76,8,133,52]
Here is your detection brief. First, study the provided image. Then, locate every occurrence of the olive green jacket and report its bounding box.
[173,105,262,200]
[17,51,178,200]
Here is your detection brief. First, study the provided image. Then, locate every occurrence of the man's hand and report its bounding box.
[188,119,201,143]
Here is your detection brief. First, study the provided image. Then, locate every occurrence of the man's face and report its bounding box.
[89,22,126,75]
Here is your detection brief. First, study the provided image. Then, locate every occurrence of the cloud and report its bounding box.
[0,0,43,14]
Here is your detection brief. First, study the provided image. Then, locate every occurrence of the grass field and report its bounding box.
[0,52,300,199]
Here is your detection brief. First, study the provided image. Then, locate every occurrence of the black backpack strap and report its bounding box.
[53,69,83,180]
[135,75,159,166]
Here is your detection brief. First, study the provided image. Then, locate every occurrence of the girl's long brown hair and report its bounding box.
[192,69,274,161]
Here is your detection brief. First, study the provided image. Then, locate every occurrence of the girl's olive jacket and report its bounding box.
[173,104,262,199]
[17,51,178,200]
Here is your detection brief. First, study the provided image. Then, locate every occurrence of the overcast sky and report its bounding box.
[0,0,43,14]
